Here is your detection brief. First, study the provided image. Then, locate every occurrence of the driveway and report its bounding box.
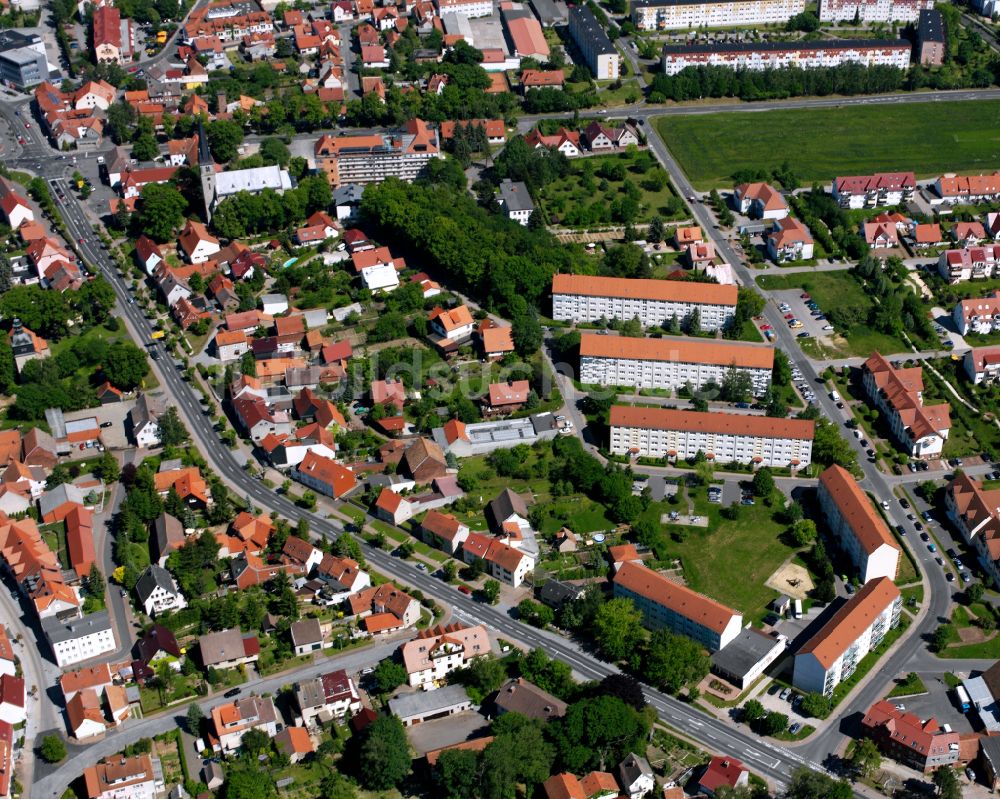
[404,710,492,756]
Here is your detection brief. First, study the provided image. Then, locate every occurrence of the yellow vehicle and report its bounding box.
[789,320,803,329]
[151,330,165,340]
[155,30,167,44]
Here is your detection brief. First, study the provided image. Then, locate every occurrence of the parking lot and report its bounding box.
[404,710,491,756]
[769,290,836,342]
[893,676,977,736]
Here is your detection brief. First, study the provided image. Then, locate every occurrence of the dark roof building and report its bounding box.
[917,9,945,66]
[494,678,567,721]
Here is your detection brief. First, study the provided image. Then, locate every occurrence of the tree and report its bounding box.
[136,183,188,242]
[207,119,245,163]
[103,341,150,390]
[373,659,407,694]
[847,737,881,778]
[968,583,985,604]
[260,137,291,167]
[549,695,648,774]
[481,716,554,799]
[39,734,67,763]
[131,132,159,162]
[643,629,710,693]
[759,711,788,736]
[517,598,554,628]
[158,406,189,447]
[95,451,121,483]
[800,692,832,719]
[460,654,507,696]
[46,463,71,490]
[86,564,105,598]
[241,728,271,758]
[788,519,817,547]
[593,598,644,662]
[648,215,665,244]
[741,699,765,723]
[751,468,775,498]
[222,766,277,799]
[358,716,411,791]
[933,766,963,799]
[786,767,852,799]
[595,674,646,710]
[186,702,205,734]
[481,579,501,605]
[319,772,357,799]
[434,748,480,799]
[932,625,953,652]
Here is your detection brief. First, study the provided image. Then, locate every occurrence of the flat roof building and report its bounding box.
[710,628,787,689]
[568,5,619,80]
[610,405,814,470]
[633,0,805,30]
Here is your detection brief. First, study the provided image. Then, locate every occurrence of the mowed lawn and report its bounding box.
[646,490,802,623]
[657,101,1000,189]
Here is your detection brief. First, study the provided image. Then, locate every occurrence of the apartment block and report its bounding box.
[818,465,900,583]
[953,290,1000,335]
[661,39,911,75]
[400,623,491,687]
[568,5,619,80]
[832,172,916,209]
[609,405,814,469]
[551,274,737,331]
[861,352,950,458]
[793,577,901,696]
[613,561,743,652]
[861,701,960,772]
[964,346,1000,385]
[945,473,1000,588]
[633,0,804,30]
[935,172,1000,204]
[314,119,441,187]
[938,246,1000,283]
[818,0,932,21]
[42,611,115,668]
[579,333,773,395]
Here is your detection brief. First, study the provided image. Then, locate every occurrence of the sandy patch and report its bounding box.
[764,561,814,601]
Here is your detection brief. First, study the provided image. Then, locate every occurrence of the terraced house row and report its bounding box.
[578,334,774,395]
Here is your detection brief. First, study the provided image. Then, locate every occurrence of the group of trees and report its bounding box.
[649,64,907,104]
[361,177,587,321]
[211,175,332,240]
[850,255,935,344]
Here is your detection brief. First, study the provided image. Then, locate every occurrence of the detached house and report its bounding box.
[211,695,279,753]
[294,451,356,498]
[767,217,814,262]
[461,532,535,587]
[178,219,220,264]
[295,669,362,727]
[374,487,415,526]
[134,564,187,617]
[733,182,788,220]
[420,510,470,554]
[400,622,491,687]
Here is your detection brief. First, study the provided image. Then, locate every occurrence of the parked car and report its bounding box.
[224,688,241,698]
[779,688,791,700]
[900,498,910,509]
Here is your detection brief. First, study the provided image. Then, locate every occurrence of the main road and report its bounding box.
[36,185,851,798]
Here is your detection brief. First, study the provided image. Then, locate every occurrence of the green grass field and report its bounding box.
[641,486,807,623]
[657,101,1000,189]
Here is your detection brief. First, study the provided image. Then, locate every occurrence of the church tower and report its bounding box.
[197,120,216,223]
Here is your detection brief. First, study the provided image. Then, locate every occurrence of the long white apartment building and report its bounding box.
[609,405,814,469]
[568,5,620,80]
[551,274,737,332]
[632,0,804,30]
[579,333,774,395]
[613,561,743,652]
[832,172,916,209]
[818,465,900,583]
[793,577,901,696]
[661,39,912,75]
[818,0,932,22]
[953,291,1000,336]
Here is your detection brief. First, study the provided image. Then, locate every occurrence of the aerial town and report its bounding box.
[0,0,998,797]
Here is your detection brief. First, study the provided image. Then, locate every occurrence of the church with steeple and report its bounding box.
[198,120,294,225]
